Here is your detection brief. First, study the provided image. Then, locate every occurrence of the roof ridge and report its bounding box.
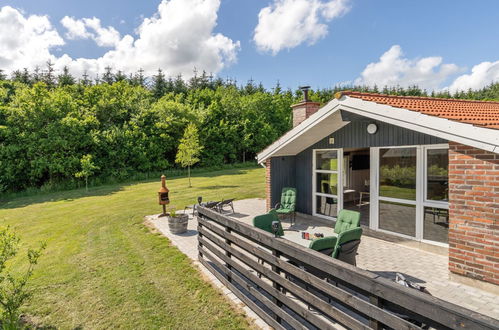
[335,90,499,105]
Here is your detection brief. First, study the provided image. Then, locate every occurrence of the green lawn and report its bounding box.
[0,167,265,329]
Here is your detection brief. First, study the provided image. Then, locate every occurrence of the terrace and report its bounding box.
[149,198,499,328]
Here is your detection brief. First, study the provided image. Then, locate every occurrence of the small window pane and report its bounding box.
[423,207,448,243]
[379,148,416,200]
[316,150,338,171]
[427,149,449,201]
[316,173,338,195]
[316,195,338,217]
[379,201,416,237]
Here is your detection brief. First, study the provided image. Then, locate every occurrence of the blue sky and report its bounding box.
[1,0,499,91]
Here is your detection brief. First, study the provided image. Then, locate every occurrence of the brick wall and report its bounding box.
[292,101,321,127]
[266,159,271,211]
[448,141,499,285]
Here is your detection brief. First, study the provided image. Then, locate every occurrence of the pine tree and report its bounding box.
[152,69,167,99]
[32,66,42,84]
[102,66,114,84]
[175,124,203,188]
[114,70,127,82]
[57,66,76,86]
[43,60,56,87]
[81,71,91,86]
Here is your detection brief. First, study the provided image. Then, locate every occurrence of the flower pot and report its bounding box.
[167,213,189,234]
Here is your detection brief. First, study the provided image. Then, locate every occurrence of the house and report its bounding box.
[257,89,499,288]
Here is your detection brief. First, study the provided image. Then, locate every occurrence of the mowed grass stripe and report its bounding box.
[0,167,264,329]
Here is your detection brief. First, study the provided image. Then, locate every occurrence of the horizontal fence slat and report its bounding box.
[198,216,418,330]
[199,229,369,330]
[199,246,308,330]
[198,207,499,330]
[198,255,285,330]
[199,237,338,330]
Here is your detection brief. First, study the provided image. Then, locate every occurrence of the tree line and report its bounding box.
[1,63,498,193]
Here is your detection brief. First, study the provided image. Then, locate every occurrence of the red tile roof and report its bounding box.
[336,91,499,130]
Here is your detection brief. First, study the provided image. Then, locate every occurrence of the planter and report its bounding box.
[167,213,189,234]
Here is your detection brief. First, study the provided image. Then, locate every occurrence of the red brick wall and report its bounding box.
[448,142,499,285]
[265,159,271,211]
[292,102,321,127]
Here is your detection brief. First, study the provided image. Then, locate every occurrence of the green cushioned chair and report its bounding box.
[252,209,284,237]
[333,227,363,266]
[309,236,337,256]
[334,209,361,235]
[275,187,297,225]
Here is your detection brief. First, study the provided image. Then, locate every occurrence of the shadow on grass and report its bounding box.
[198,185,238,190]
[0,167,260,210]
[0,184,124,210]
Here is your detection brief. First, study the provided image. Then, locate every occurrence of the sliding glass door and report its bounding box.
[378,147,417,237]
[372,144,449,245]
[313,149,343,219]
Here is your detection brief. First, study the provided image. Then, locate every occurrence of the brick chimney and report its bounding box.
[291,86,321,127]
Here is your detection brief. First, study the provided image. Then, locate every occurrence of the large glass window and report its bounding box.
[316,173,338,195]
[316,150,338,171]
[314,149,342,218]
[426,149,449,201]
[379,201,416,237]
[379,148,417,200]
[376,145,449,244]
[423,207,449,243]
[316,196,338,217]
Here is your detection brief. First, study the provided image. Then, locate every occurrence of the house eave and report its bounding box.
[256,96,499,164]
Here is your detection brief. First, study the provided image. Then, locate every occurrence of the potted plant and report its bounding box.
[167,209,189,234]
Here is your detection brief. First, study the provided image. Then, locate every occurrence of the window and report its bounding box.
[423,207,449,243]
[374,145,449,245]
[379,148,417,200]
[315,150,338,171]
[313,149,342,219]
[426,149,449,202]
[379,201,416,237]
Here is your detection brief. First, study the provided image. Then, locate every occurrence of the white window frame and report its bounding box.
[421,144,449,246]
[371,144,449,246]
[312,148,343,221]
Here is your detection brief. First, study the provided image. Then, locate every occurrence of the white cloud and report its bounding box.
[61,16,121,47]
[448,61,499,92]
[254,0,350,55]
[354,45,462,91]
[0,0,240,79]
[0,6,64,70]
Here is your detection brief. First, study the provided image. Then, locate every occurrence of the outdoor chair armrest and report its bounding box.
[274,202,282,209]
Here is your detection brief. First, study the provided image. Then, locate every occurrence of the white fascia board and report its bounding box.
[257,99,345,163]
[340,97,499,153]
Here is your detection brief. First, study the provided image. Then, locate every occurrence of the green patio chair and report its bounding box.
[252,210,284,278]
[252,209,284,237]
[309,236,337,256]
[274,187,297,225]
[333,227,363,266]
[333,209,361,235]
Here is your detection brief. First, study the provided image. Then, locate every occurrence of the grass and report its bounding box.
[0,167,265,329]
[379,185,416,200]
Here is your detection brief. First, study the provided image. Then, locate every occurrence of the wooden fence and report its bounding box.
[197,206,499,330]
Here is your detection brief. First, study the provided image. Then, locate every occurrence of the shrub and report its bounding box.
[0,228,45,329]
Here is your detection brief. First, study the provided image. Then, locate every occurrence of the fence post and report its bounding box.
[271,248,283,324]
[225,226,232,283]
[198,214,204,260]
[369,294,383,330]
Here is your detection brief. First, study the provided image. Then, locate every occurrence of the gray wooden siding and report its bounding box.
[270,156,296,208]
[270,112,447,214]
